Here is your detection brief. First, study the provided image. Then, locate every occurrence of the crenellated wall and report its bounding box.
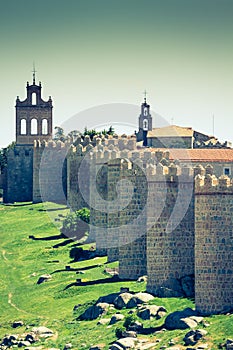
[195,172,233,315]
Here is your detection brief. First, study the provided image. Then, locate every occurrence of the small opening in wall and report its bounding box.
[20,119,27,135]
[224,167,231,176]
[32,92,37,105]
[42,119,48,135]
[31,118,38,135]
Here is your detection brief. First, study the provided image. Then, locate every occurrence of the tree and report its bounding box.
[60,208,90,241]
[0,142,15,173]
[53,126,67,142]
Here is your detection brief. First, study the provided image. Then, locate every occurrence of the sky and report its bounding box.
[1,0,233,148]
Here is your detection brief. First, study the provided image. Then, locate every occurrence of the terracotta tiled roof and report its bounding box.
[147,125,194,138]
[162,148,233,162]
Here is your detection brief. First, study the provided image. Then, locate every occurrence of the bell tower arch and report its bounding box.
[16,68,53,145]
[136,90,152,146]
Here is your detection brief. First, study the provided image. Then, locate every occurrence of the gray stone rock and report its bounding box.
[128,320,143,332]
[97,293,119,304]
[31,326,54,337]
[79,302,110,320]
[126,292,154,308]
[12,320,24,328]
[63,343,72,349]
[114,293,133,309]
[97,318,111,325]
[180,275,195,298]
[109,313,125,325]
[122,330,137,338]
[37,274,52,284]
[137,305,166,320]
[156,287,183,298]
[226,339,233,350]
[137,276,147,283]
[164,308,201,330]
[114,337,137,349]
[18,341,32,347]
[89,344,105,350]
[184,329,207,346]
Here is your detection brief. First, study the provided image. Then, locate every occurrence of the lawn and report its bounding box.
[0,203,232,349]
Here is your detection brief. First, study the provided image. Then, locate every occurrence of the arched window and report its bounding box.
[20,119,27,135]
[32,92,37,105]
[31,118,38,135]
[143,119,148,131]
[42,119,48,135]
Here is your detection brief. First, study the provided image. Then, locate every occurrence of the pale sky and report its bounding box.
[1,0,233,148]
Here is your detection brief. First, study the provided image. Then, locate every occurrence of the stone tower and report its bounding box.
[3,71,53,203]
[136,94,152,146]
[16,71,52,145]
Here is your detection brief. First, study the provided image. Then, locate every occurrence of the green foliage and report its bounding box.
[0,141,16,172]
[123,314,137,329]
[76,207,90,224]
[53,126,67,142]
[115,326,126,339]
[60,208,90,241]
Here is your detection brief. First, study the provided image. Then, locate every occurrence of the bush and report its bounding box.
[123,314,137,329]
[115,326,126,339]
[61,208,90,241]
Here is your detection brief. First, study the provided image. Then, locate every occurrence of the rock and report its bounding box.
[137,305,166,320]
[18,341,32,347]
[137,276,147,283]
[97,292,119,304]
[133,292,154,303]
[31,326,54,337]
[37,274,52,284]
[64,343,72,349]
[79,302,110,320]
[114,293,133,309]
[122,330,137,338]
[89,344,105,350]
[112,337,137,349]
[156,287,183,298]
[25,333,38,343]
[128,321,143,332]
[97,318,111,325]
[183,329,208,346]
[109,313,125,325]
[164,308,201,330]
[109,344,123,350]
[180,275,195,298]
[226,339,233,350]
[12,320,24,328]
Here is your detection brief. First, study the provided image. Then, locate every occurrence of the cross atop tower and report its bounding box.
[143,89,147,103]
[32,62,37,84]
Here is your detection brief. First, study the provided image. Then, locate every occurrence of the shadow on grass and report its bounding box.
[29,234,75,248]
[64,275,126,290]
[51,263,103,274]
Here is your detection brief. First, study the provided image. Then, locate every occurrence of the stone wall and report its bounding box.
[33,140,69,204]
[146,164,195,297]
[3,145,34,203]
[195,173,233,315]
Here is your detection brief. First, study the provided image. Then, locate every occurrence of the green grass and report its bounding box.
[0,203,232,349]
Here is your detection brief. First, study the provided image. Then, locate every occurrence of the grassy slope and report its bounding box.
[0,203,232,349]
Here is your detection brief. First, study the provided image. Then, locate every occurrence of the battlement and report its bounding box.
[195,174,233,193]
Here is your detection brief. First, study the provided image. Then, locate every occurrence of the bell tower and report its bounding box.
[16,67,53,145]
[137,91,152,146]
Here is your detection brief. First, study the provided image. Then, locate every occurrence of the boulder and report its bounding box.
[180,275,195,298]
[122,330,137,338]
[111,337,137,349]
[31,326,54,337]
[156,286,183,298]
[97,292,119,304]
[37,274,52,284]
[12,320,24,328]
[128,320,143,332]
[226,339,233,350]
[164,308,202,330]
[78,302,110,320]
[114,293,133,309]
[126,292,154,308]
[137,275,147,283]
[97,318,111,325]
[109,313,125,325]
[18,341,32,347]
[89,344,105,350]
[183,329,207,346]
[137,305,167,320]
